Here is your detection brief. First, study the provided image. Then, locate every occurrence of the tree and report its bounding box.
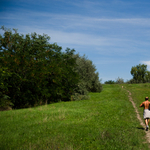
[115,77,124,84]
[73,54,102,98]
[130,64,147,83]
[0,26,79,108]
[0,26,103,108]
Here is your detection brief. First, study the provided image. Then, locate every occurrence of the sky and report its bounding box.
[1,0,150,83]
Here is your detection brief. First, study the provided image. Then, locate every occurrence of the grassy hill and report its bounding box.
[0,84,149,149]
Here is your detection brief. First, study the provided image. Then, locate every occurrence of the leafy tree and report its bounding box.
[130,64,147,83]
[0,26,103,108]
[0,26,79,108]
[73,54,102,99]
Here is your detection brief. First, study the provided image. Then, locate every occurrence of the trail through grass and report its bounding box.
[0,84,149,149]
[124,83,150,125]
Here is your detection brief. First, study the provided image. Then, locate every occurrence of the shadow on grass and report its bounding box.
[137,127,145,130]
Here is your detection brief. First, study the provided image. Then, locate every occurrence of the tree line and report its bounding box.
[105,64,150,84]
[0,26,102,110]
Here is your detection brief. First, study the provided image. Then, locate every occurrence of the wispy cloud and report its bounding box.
[2,10,150,37]
[1,9,150,57]
[2,9,150,27]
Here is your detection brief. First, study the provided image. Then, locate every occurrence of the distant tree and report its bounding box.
[115,77,124,84]
[126,79,136,84]
[104,80,115,84]
[130,64,147,83]
[145,71,150,83]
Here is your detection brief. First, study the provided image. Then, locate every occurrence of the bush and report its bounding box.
[71,93,90,101]
[0,95,13,111]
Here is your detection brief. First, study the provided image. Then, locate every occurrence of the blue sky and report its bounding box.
[1,0,150,83]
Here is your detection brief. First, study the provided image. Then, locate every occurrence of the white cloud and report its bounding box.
[2,9,150,28]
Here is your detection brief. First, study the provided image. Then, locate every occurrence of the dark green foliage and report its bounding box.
[130,64,148,83]
[0,67,13,109]
[105,80,115,84]
[0,26,103,108]
[0,26,79,108]
[105,77,124,84]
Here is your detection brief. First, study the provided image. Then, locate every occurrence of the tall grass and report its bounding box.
[0,84,149,149]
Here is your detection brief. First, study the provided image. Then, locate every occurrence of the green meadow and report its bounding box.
[0,84,149,150]
[124,83,150,127]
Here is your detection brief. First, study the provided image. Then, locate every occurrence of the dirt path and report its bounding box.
[124,87,150,144]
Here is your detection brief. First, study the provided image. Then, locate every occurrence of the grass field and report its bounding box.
[0,84,149,149]
[124,83,150,127]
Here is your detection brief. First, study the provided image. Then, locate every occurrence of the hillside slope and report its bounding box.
[0,84,149,149]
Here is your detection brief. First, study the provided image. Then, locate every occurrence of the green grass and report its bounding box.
[124,83,150,126]
[0,84,149,149]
